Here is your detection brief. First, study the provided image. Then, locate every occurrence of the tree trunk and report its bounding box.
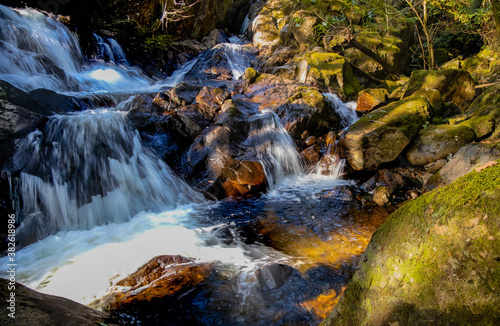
[491,0,500,37]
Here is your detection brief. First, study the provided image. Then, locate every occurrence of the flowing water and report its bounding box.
[0,5,391,325]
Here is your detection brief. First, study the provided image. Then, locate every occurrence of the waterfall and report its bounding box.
[315,93,358,178]
[92,33,129,65]
[0,4,152,93]
[13,110,204,243]
[163,57,199,87]
[224,43,251,80]
[324,93,358,128]
[245,110,304,186]
[240,15,250,35]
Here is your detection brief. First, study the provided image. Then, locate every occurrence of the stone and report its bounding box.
[356,88,389,112]
[195,86,230,121]
[373,186,393,206]
[406,88,444,114]
[252,14,279,49]
[340,97,433,171]
[324,163,500,326]
[302,145,320,166]
[403,69,475,111]
[425,142,500,191]
[305,136,318,146]
[290,10,319,44]
[459,115,495,139]
[317,144,343,176]
[0,279,111,326]
[325,131,336,146]
[405,124,476,166]
[465,84,500,141]
[256,263,294,291]
[322,185,354,201]
[361,169,406,193]
[168,82,203,107]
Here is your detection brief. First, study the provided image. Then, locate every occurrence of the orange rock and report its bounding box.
[356,92,378,112]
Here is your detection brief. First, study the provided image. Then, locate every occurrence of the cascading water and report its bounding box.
[92,33,129,65]
[13,109,204,243]
[0,4,152,93]
[324,92,359,128]
[246,110,304,186]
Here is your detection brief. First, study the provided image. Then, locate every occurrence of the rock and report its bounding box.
[361,169,406,193]
[324,163,500,326]
[459,115,495,139]
[322,185,354,201]
[91,255,213,321]
[290,10,319,44]
[256,263,294,291]
[317,144,343,176]
[356,88,388,112]
[243,67,259,85]
[406,87,444,114]
[28,88,86,113]
[340,97,433,171]
[302,145,320,166]
[325,131,336,146]
[403,69,475,111]
[298,52,362,98]
[0,100,46,165]
[252,14,279,49]
[425,142,500,191]
[465,84,500,141]
[195,86,230,121]
[168,82,203,107]
[305,136,318,146]
[0,80,58,115]
[215,159,268,198]
[201,29,229,49]
[0,279,111,326]
[405,124,476,166]
[373,186,393,206]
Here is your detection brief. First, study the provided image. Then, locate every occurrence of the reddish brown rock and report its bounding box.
[302,145,320,166]
[195,86,230,120]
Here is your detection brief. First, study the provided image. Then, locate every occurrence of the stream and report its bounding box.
[0,4,394,325]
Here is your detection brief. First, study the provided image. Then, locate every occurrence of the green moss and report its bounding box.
[325,162,500,325]
[460,115,495,139]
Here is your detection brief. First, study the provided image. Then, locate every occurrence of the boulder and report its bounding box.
[406,87,444,115]
[340,98,434,170]
[425,142,500,191]
[298,52,363,98]
[302,145,320,166]
[372,186,393,206]
[323,162,500,326]
[459,115,495,139]
[0,279,111,326]
[91,255,212,312]
[405,124,476,166]
[356,88,389,113]
[252,14,279,49]
[403,69,475,111]
[361,169,406,193]
[465,84,500,141]
[290,10,319,44]
[195,86,230,121]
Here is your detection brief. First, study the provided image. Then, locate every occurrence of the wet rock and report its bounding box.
[361,169,406,193]
[425,142,500,191]
[256,263,294,291]
[406,87,444,114]
[356,88,388,113]
[91,255,212,312]
[0,279,112,326]
[302,145,320,166]
[325,131,337,146]
[195,86,230,121]
[406,124,476,166]
[168,82,203,107]
[403,69,475,111]
[373,186,393,206]
[318,144,343,176]
[340,97,433,171]
[305,136,318,146]
[325,163,500,326]
[243,67,259,85]
[214,159,268,198]
[322,185,354,201]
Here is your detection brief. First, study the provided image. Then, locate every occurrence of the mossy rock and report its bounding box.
[340,97,433,171]
[299,52,362,99]
[445,48,500,84]
[289,10,319,44]
[466,84,500,141]
[460,115,495,139]
[406,88,444,115]
[323,161,500,326]
[403,69,475,112]
[405,124,476,166]
[251,14,279,49]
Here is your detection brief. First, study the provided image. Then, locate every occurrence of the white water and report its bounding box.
[14,109,204,242]
[0,5,153,93]
[246,110,304,186]
[92,33,129,65]
[324,92,358,128]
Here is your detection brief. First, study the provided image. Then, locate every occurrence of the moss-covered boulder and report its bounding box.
[403,69,475,111]
[290,10,319,44]
[460,115,495,139]
[323,161,500,326]
[356,88,389,112]
[405,124,476,166]
[465,84,500,141]
[251,14,280,49]
[443,48,500,84]
[297,52,362,98]
[406,88,444,115]
[340,98,434,171]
